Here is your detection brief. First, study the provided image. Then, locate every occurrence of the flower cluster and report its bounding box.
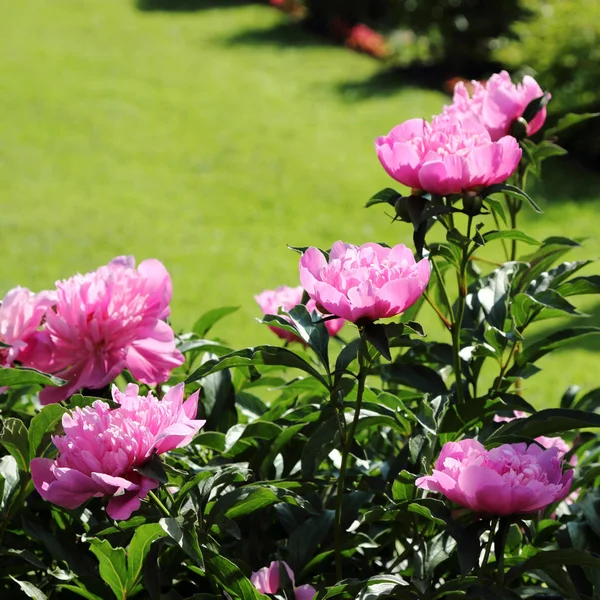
[0,256,184,403]
[31,383,204,520]
[251,560,316,600]
[443,71,549,141]
[416,439,573,516]
[376,72,548,195]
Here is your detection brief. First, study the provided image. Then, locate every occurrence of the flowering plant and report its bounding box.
[0,71,599,600]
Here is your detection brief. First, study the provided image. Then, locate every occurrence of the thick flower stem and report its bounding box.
[334,332,368,581]
[148,489,171,518]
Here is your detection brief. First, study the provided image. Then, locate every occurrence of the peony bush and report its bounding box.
[1,72,600,599]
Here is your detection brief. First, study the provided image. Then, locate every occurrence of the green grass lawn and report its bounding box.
[1,0,598,406]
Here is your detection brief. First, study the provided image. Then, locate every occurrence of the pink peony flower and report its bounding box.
[31,383,204,520]
[299,241,430,323]
[416,439,573,516]
[375,115,521,196]
[443,71,549,141]
[0,287,56,368]
[26,256,184,404]
[255,285,345,342]
[251,561,316,600]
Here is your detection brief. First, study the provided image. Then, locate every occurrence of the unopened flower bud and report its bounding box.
[509,117,528,141]
[394,196,411,222]
[462,190,483,215]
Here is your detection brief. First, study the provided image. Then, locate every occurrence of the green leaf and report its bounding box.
[301,416,340,478]
[89,538,128,600]
[505,549,600,584]
[288,304,330,370]
[366,187,401,208]
[259,423,305,479]
[177,339,233,356]
[488,408,600,442]
[126,523,167,592]
[511,290,584,328]
[0,367,65,387]
[185,346,329,389]
[210,484,313,522]
[364,322,391,361]
[134,452,168,484]
[480,183,542,213]
[483,230,539,246]
[9,577,48,600]
[0,418,30,472]
[28,404,66,461]
[557,275,600,297]
[159,517,205,568]
[192,306,239,337]
[380,363,447,395]
[205,553,265,599]
[513,326,600,368]
[408,500,448,526]
[334,338,360,382]
[546,112,600,137]
[0,455,19,515]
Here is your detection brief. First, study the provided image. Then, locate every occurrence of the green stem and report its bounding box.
[148,490,171,518]
[480,518,498,578]
[451,216,472,405]
[334,332,368,581]
[495,518,510,587]
[423,291,452,331]
[431,258,454,327]
[491,210,510,262]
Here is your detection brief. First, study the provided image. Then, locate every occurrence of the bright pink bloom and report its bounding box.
[31,383,204,520]
[251,561,316,600]
[28,256,184,404]
[444,71,549,140]
[416,439,573,516]
[255,285,345,342]
[299,242,430,323]
[376,115,521,196]
[0,287,56,367]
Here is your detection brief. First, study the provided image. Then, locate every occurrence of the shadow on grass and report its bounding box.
[335,65,451,101]
[137,0,256,11]
[224,20,336,49]
[529,156,600,205]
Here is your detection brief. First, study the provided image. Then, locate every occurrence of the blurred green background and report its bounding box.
[0,0,598,405]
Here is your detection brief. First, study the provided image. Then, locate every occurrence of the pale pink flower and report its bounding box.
[416,439,573,516]
[0,287,56,368]
[299,241,430,323]
[375,115,521,196]
[31,383,204,520]
[255,285,345,342]
[251,561,316,600]
[444,71,549,140]
[28,256,184,404]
